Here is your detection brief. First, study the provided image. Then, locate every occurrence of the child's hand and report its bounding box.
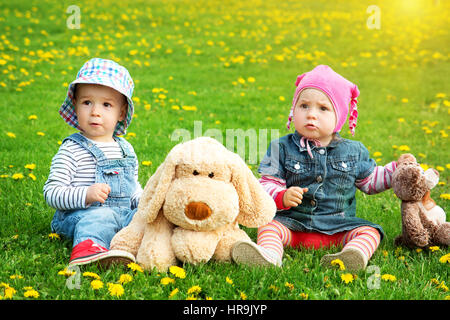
[85,183,111,205]
[283,186,308,208]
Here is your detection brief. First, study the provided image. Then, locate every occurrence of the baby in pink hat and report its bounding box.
[232,65,397,271]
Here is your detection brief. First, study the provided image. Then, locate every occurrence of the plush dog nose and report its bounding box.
[185,202,212,220]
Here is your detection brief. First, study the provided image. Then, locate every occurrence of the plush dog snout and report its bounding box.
[185,202,212,220]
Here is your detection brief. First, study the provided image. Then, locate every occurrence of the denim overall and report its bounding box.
[259,131,384,238]
[50,133,139,249]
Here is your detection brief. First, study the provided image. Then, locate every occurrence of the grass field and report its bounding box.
[0,0,449,300]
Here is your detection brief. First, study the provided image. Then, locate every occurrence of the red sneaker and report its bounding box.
[69,239,135,267]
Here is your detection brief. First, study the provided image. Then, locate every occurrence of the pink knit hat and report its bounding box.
[286,65,360,136]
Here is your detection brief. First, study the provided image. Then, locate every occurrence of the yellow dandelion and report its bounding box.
[83,272,100,280]
[58,268,76,277]
[182,105,197,111]
[440,194,450,200]
[226,277,233,285]
[401,98,408,103]
[7,132,16,138]
[160,277,175,285]
[28,115,38,120]
[141,161,152,166]
[285,282,294,290]
[299,292,309,300]
[279,96,285,101]
[398,145,411,151]
[247,77,255,83]
[437,281,448,292]
[269,285,279,292]
[127,262,143,273]
[37,132,45,136]
[24,163,36,170]
[169,266,186,279]
[48,233,60,240]
[9,275,23,280]
[23,289,39,298]
[429,246,440,252]
[127,132,136,137]
[240,291,247,300]
[28,173,36,181]
[341,273,354,284]
[331,259,346,270]
[397,118,405,123]
[187,285,201,295]
[381,274,397,282]
[3,285,17,299]
[118,274,133,285]
[439,253,450,263]
[107,283,124,297]
[12,173,24,180]
[90,280,103,290]
[435,93,446,99]
[169,288,179,298]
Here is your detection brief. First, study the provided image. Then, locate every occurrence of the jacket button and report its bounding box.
[316,175,323,183]
[311,200,316,206]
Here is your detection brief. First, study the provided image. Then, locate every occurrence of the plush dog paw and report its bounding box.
[171,228,220,264]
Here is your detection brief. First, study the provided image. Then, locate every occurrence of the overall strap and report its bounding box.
[63,132,109,163]
[113,135,136,159]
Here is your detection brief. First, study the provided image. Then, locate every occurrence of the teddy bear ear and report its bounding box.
[137,158,176,224]
[228,153,276,228]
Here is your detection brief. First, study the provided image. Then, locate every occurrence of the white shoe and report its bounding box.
[320,248,368,271]
[231,240,282,267]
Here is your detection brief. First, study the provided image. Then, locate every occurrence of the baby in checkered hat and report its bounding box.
[44,58,143,267]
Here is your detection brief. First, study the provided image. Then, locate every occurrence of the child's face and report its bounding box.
[74,84,127,142]
[293,88,337,146]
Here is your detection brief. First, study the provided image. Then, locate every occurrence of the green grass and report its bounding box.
[0,0,449,300]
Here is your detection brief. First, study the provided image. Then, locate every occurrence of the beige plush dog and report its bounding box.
[110,137,276,271]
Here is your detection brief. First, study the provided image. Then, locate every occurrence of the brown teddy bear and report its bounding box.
[110,137,276,271]
[392,153,450,248]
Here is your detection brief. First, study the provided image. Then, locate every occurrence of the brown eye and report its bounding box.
[193,170,199,175]
[208,172,214,178]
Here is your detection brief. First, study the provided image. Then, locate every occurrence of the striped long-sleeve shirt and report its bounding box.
[260,161,397,210]
[43,139,143,211]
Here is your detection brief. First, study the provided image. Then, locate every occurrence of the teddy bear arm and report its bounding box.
[402,202,430,247]
[171,228,220,265]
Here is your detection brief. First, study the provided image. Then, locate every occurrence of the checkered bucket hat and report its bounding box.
[59,58,134,136]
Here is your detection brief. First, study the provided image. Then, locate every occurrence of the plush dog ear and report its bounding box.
[229,153,276,227]
[137,154,177,224]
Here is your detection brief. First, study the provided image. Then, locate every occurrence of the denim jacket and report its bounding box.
[258,131,384,237]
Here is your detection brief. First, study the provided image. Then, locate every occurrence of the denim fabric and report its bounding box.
[258,131,384,238]
[50,133,139,248]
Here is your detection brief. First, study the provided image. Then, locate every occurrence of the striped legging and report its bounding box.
[257,220,381,261]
